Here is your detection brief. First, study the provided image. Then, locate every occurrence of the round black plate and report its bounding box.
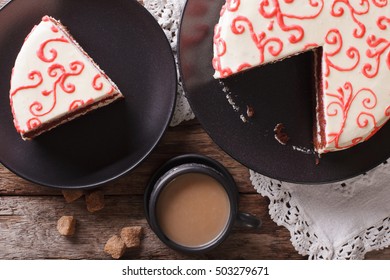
[178,0,390,184]
[0,0,177,188]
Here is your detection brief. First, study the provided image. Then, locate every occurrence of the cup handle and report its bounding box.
[236,212,262,229]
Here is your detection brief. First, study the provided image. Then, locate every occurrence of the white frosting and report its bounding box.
[10,16,122,139]
[213,0,390,153]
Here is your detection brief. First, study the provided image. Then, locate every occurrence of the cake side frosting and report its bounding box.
[10,16,123,139]
[212,0,390,153]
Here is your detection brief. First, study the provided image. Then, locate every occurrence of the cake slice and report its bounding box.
[212,0,390,154]
[10,16,124,140]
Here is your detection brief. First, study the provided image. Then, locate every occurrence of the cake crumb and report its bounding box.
[292,145,314,155]
[315,153,322,165]
[61,189,84,203]
[57,216,76,236]
[120,226,143,249]
[246,105,255,118]
[274,123,290,145]
[104,235,126,259]
[85,190,105,213]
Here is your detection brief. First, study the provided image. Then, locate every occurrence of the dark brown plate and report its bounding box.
[178,0,390,184]
[0,0,177,188]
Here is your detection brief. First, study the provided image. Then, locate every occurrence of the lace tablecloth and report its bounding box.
[144,0,390,260]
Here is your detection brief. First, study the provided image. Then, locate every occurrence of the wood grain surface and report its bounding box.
[1,120,389,259]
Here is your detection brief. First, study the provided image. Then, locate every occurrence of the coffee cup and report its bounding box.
[144,154,261,254]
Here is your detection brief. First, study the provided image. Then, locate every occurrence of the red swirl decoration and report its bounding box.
[220,0,241,16]
[27,118,41,130]
[331,0,370,38]
[323,29,360,77]
[10,71,43,97]
[106,87,115,95]
[29,61,85,117]
[10,71,44,133]
[258,0,324,44]
[325,82,383,150]
[37,37,69,63]
[92,74,104,90]
[231,16,283,63]
[69,100,85,111]
[385,106,390,116]
[372,0,388,7]
[212,25,233,77]
[363,35,390,78]
[51,24,59,33]
[377,16,390,30]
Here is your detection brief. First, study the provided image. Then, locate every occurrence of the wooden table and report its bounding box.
[0,119,389,259]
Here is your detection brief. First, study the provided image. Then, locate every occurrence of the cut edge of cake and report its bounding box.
[312,48,326,154]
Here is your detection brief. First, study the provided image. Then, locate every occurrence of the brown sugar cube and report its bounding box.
[104,235,126,259]
[57,216,76,236]
[120,226,143,248]
[85,190,105,212]
[61,189,84,203]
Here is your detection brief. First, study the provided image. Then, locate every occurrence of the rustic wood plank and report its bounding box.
[0,194,304,259]
[1,119,390,259]
[1,194,388,259]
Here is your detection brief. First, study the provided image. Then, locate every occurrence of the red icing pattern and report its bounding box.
[258,0,324,44]
[37,37,69,62]
[363,34,390,78]
[10,71,43,98]
[373,0,388,7]
[28,61,85,118]
[377,16,390,30]
[51,25,59,33]
[106,87,115,95]
[220,0,241,16]
[212,25,233,77]
[231,16,283,63]
[10,71,43,133]
[303,43,319,50]
[69,100,84,111]
[323,29,360,77]
[93,74,104,90]
[27,118,41,130]
[325,82,382,150]
[330,0,370,38]
[69,98,95,111]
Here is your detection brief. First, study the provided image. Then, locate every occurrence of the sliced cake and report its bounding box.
[10,16,124,140]
[212,0,390,153]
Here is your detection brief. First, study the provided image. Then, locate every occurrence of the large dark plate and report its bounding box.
[178,0,390,184]
[0,0,176,188]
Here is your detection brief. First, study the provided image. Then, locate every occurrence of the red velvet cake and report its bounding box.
[213,0,390,153]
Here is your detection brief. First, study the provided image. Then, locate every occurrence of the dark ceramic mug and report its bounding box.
[144,154,261,254]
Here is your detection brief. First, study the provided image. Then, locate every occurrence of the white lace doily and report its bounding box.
[250,161,390,260]
[145,0,390,259]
